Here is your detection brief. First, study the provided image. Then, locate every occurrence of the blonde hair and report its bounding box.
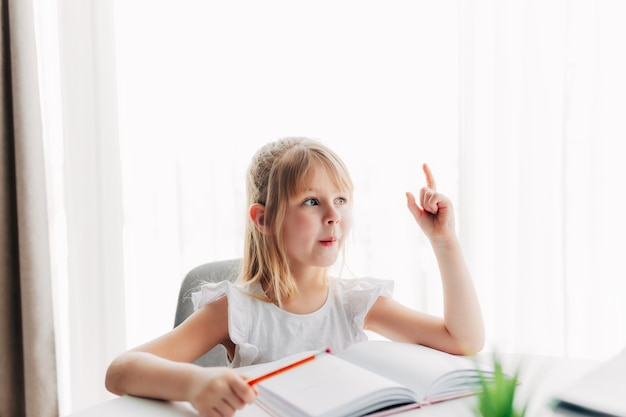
[239,137,353,306]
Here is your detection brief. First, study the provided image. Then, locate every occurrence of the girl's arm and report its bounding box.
[105,296,256,416]
[364,164,484,355]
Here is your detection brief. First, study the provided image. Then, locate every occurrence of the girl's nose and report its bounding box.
[325,207,340,224]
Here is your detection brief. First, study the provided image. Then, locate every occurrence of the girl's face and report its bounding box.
[282,164,352,270]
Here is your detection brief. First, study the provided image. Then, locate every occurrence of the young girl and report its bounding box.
[105,137,484,417]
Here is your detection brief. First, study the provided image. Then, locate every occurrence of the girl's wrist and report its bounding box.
[429,234,460,250]
[183,365,207,402]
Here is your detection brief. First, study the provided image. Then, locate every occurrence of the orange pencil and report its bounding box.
[247,347,331,386]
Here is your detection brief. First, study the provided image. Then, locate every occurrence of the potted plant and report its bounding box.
[474,353,528,417]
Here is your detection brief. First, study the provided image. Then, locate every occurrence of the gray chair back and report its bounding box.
[174,258,241,366]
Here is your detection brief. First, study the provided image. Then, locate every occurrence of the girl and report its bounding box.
[105,137,484,417]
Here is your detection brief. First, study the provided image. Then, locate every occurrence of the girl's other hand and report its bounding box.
[405,163,456,244]
[188,367,257,417]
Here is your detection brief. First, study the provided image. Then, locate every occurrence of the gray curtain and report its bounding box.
[1,0,58,416]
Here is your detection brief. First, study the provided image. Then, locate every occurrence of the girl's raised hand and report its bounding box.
[405,163,456,244]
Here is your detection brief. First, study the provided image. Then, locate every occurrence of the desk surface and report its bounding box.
[67,354,599,417]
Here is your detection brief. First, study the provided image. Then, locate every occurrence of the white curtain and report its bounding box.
[460,0,626,360]
[41,0,626,414]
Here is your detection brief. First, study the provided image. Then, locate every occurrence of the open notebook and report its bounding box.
[241,340,493,417]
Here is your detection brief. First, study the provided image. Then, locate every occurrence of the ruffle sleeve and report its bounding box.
[191,280,230,312]
[190,280,260,367]
[335,277,394,334]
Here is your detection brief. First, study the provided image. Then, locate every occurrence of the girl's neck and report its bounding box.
[281,266,329,314]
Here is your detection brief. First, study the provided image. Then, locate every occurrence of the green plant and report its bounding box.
[473,353,528,417]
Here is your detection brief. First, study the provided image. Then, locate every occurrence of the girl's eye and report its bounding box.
[335,197,347,205]
[303,198,319,206]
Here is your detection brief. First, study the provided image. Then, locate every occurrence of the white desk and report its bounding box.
[66,354,600,417]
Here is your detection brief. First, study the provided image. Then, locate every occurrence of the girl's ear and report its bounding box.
[249,203,268,234]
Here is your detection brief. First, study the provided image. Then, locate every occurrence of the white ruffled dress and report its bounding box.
[191,277,393,367]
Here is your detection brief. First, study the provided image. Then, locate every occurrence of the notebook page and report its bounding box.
[256,354,417,417]
[338,340,480,401]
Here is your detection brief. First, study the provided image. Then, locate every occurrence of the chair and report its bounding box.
[174,258,241,366]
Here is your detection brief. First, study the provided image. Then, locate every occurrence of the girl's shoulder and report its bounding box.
[328,277,395,332]
[191,280,258,311]
[330,277,394,300]
[329,278,393,312]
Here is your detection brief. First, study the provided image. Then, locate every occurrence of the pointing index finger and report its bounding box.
[423,163,436,191]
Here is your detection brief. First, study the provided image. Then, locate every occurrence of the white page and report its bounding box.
[338,340,481,401]
[256,354,417,417]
